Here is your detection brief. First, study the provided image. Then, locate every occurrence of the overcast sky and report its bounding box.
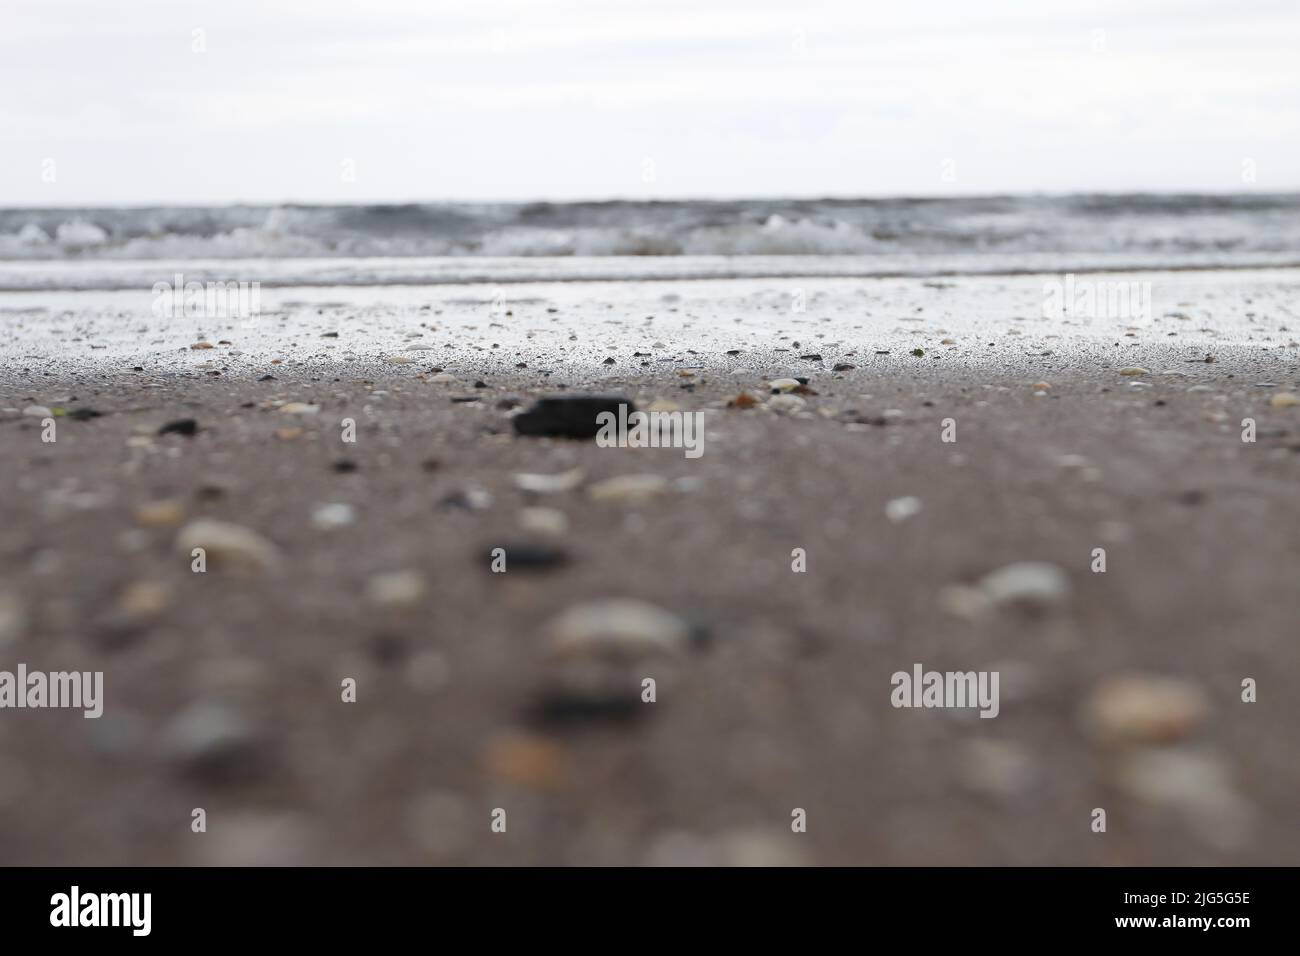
[3,0,1298,205]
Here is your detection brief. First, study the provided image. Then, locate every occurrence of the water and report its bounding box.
[1,194,1297,289]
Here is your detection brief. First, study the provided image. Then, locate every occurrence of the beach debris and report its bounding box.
[118,580,170,617]
[1083,674,1207,745]
[911,348,925,357]
[977,561,1071,610]
[438,487,492,511]
[311,502,355,530]
[0,593,25,648]
[544,598,691,660]
[513,468,584,494]
[163,699,270,784]
[482,542,569,571]
[766,394,806,415]
[175,519,281,572]
[513,395,634,439]
[519,507,569,535]
[481,731,571,791]
[588,473,669,503]
[365,569,426,608]
[158,418,199,436]
[133,499,186,528]
[1118,366,1149,376]
[884,496,923,523]
[1269,392,1299,408]
[960,739,1035,798]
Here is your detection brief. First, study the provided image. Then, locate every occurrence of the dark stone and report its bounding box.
[158,418,198,436]
[69,408,102,421]
[450,396,480,403]
[484,543,569,571]
[800,353,823,361]
[512,395,634,439]
[833,363,856,372]
[332,459,359,473]
[321,331,339,338]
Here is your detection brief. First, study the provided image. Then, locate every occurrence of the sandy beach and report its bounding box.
[0,268,1296,864]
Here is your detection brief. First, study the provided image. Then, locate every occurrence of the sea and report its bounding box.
[1,194,1298,291]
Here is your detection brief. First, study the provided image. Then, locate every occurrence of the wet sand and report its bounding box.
[1,270,1298,865]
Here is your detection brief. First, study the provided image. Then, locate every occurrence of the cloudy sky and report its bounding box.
[3,0,1298,204]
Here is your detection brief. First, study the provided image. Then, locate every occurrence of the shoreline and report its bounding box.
[1,270,1297,864]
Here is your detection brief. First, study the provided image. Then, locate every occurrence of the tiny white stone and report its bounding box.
[884,496,923,523]
[312,502,355,530]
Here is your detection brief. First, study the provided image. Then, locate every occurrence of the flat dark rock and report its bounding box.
[158,418,198,436]
[512,395,635,439]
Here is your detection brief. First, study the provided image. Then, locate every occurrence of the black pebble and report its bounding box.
[158,418,198,436]
[512,395,635,439]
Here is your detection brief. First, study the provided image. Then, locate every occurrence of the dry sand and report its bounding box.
[1,269,1298,864]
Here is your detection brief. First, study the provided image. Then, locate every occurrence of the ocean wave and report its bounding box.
[2,195,1298,267]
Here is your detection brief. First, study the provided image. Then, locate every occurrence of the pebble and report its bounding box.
[766,394,807,415]
[118,580,170,617]
[366,570,426,607]
[427,372,460,383]
[727,392,759,408]
[311,502,355,530]
[483,542,569,571]
[768,378,801,392]
[513,468,584,494]
[884,496,923,523]
[513,395,635,439]
[544,598,691,660]
[158,418,198,436]
[1118,366,1149,376]
[717,829,807,867]
[1269,392,1299,408]
[1111,748,1252,848]
[0,593,25,647]
[832,363,855,372]
[385,355,415,364]
[175,519,281,572]
[1084,674,1207,745]
[519,507,568,535]
[133,500,186,528]
[163,700,270,784]
[193,813,312,866]
[22,405,51,417]
[961,739,1035,798]
[481,731,571,791]
[189,341,214,350]
[279,402,320,415]
[588,474,669,503]
[978,561,1071,609]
